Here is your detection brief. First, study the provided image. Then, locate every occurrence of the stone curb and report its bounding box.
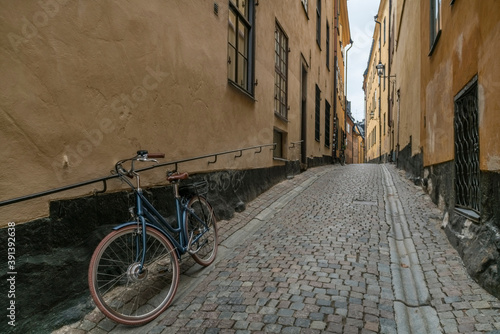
[382,165,441,333]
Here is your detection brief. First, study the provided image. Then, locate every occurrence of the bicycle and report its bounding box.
[88,150,218,326]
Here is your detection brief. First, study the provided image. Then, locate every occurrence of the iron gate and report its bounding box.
[454,77,480,214]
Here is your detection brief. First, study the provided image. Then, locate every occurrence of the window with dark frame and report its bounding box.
[274,22,288,119]
[383,18,386,45]
[316,0,321,47]
[429,0,441,54]
[325,100,331,147]
[273,129,284,158]
[326,21,330,69]
[301,0,308,13]
[454,77,480,214]
[227,0,254,95]
[315,84,321,141]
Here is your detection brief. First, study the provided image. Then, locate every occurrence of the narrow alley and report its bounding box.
[55,164,500,334]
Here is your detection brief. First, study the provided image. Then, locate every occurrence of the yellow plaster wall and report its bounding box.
[393,0,421,157]
[421,1,500,169]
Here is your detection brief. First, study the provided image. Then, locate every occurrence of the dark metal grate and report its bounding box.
[454,79,480,214]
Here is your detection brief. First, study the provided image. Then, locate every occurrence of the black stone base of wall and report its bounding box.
[0,161,301,333]
[366,153,390,164]
[422,161,454,210]
[445,212,500,298]
[307,155,333,167]
[422,162,500,299]
[396,142,423,179]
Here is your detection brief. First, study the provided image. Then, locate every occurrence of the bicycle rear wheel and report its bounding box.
[185,196,218,266]
[88,225,179,326]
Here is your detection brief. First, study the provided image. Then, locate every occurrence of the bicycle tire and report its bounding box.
[88,225,179,326]
[185,196,218,266]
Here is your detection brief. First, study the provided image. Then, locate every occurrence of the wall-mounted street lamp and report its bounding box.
[376,61,396,81]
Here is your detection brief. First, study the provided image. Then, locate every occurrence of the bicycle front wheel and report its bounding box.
[88,225,179,326]
[186,196,218,266]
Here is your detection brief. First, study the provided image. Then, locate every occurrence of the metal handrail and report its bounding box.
[0,143,276,207]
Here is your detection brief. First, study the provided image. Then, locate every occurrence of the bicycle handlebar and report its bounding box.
[147,153,165,159]
[115,150,165,178]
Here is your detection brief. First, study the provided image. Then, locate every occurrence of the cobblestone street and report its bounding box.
[54,164,500,334]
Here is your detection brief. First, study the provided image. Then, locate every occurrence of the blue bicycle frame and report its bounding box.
[114,187,210,270]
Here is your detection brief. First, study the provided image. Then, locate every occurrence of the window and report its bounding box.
[383,69,386,91]
[228,0,255,95]
[275,22,288,119]
[325,100,331,147]
[383,113,386,133]
[326,22,330,69]
[383,18,386,45]
[315,85,321,141]
[273,129,284,158]
[454,77,480,214]
[316,0,321,47]
[429,0,441,54]
[301,0,308,13]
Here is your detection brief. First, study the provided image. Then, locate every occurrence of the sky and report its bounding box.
[346,0,381,123]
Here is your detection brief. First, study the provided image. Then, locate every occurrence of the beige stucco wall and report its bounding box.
[0,1,350,225]
[0,1,267,225]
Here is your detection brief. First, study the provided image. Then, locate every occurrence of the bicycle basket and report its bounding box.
[179,180,209,197]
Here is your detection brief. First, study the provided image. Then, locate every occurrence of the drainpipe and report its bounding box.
[396,90,400,166]
[333,0,339,161]
[388,0,393,162]
[374,16,382,163]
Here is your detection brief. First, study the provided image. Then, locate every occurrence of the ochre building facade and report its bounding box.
[1,0,351,226]
[364,0,500,297]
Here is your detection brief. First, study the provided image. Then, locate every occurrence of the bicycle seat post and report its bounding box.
[172,181,180,199]
[136,173,141,190]
[167,172,189,198]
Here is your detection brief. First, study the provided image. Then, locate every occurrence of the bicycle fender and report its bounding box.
[113,222,181,259]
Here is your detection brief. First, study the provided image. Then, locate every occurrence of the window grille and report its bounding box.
[454,78,480,214]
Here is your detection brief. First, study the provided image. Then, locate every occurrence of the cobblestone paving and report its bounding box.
[53,164,500,334]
